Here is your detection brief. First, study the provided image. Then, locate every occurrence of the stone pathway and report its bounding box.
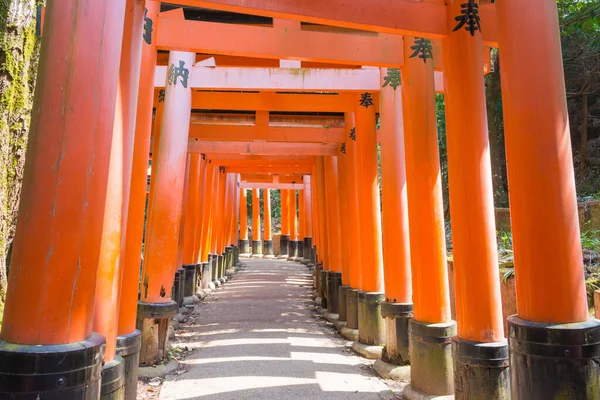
[159,258,400,400]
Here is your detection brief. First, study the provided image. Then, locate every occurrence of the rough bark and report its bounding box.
[0,0,40,308]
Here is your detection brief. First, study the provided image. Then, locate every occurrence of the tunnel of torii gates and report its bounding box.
[0,0,596,400]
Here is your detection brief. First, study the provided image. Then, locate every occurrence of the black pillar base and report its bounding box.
[251,240,262,256]
[100,356,125,399]
[116,330,142,400]
[136,301,178,364]
[303,237,312,261]
[210,254,218,283]
[319,269,328,309]
[279,234,290,257]
[314,263,323,292]
[224,246,233,269]
[406,319,457,397]
[172,269,183,307]
[508,315,600,400]
[201,262,211,289]
[310,246,317,266]
[182,264,196,297]
[287,240,299,260]
[238,239,250,254]
[219,253,225,279]
[263,240,274,257]
[346,288,360,329]
[338,285,350,322]
[326,271,342,314]
[0,333,105,399]
[381,302,412,366]
[358,292,385,346]
[453,337,510,400]
[296,240,304,261]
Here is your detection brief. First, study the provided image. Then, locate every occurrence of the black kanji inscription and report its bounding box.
[382,68,401,90]
[409,38,433,63]
[340,143,346,154]
[349,127,356,141]
[158,89,165,103]
[167,60,190,88]
[453,0,481,37]
[359,92,374,108]
[143,8,153,45]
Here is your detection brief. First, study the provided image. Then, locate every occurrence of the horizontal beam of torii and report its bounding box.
[164,0,498,46]
[155,66,445,92]
[240,173,305,183]
[189,139,337,155]
[226,166,312,174]
[157,18,492,71]
[239,182,305,190]
[189,125,345,143]
[206,154,316,161]
[210,159,315,167]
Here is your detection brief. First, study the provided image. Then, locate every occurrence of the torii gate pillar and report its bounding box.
[263,189,275,258]
[251,188,263,257]
[239,188,250,256]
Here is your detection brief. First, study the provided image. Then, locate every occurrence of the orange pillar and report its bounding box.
[497,1,599,397]
[344,113,362,331]
[298,189,305,259]
[201,163,215,263]
[182,154,201,265]
[251,188,262,256]
[378,66,413,367]
[139,50,194,362]
[120,0,160,345]
[355,94,385,346]
[288,189,299,260]
[336,144,352,324]
[222,173,235,270]
[316,158,329,268]
[441,1,508,396]
[401,37,455,397]
[0,0,126,396]
[279,189,290,257]
[239,188,250,254]
[263,189,275,257]
[303,175,313,262]
[324,156,344,315]
[193,158,207,264]
[215,169,228,278]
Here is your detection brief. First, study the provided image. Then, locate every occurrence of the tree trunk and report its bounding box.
[0,0,40,306]
[486,50,508,207]
[580,93,588,168]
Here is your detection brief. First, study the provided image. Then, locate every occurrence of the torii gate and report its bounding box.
[0,1,596,400]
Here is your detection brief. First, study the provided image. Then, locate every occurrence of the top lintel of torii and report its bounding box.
[164,0,498,47]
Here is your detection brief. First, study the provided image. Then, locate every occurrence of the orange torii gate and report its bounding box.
[0,1,596,400]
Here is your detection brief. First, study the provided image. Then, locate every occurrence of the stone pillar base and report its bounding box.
[295,240,304,262]
[279,234,290,257]
[373,358,411,382]
[346,288,360,330]
[352,340,383,359]
[508,315,600,400]
[287,240,299,260]
[100,356,125,399]
[251,240,262,257]
[319,269,328,309]
[302,237,312,261]
[453,337,509,400]
[0,333,105,398]
[172,269,184,307]
[210,254,218,283]
[381,302,412,366]
[217,254,224,281]
[116,330,142,400]
[327,271,342,314]
[358,292,385,346]
[182,264,196,297]
[238,239,250,254]
[314,263,323,292]
[263,239,275,257]
[338,285,350,323]
[201,262,212,289]
[407,319,457,398]
[341,326,359,341]
[136,301,179,365]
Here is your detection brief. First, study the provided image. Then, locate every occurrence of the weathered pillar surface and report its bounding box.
[316,159,329,271]
[193,158,207,265]
[495,1,600,399]
[138,50,195,364]
[336,149,351,322]
[378,66,412,368]
[441,2,508,398]
[355,95,385,347]
[344,113,362,330]
[239,188,250,254]
[251,188,262,256]
[0,0,126,397]
[401,36,456,397]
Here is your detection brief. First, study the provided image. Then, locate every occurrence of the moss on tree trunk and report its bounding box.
[0,0,40,319]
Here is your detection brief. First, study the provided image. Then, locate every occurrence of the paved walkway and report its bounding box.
[159,258,398,400]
